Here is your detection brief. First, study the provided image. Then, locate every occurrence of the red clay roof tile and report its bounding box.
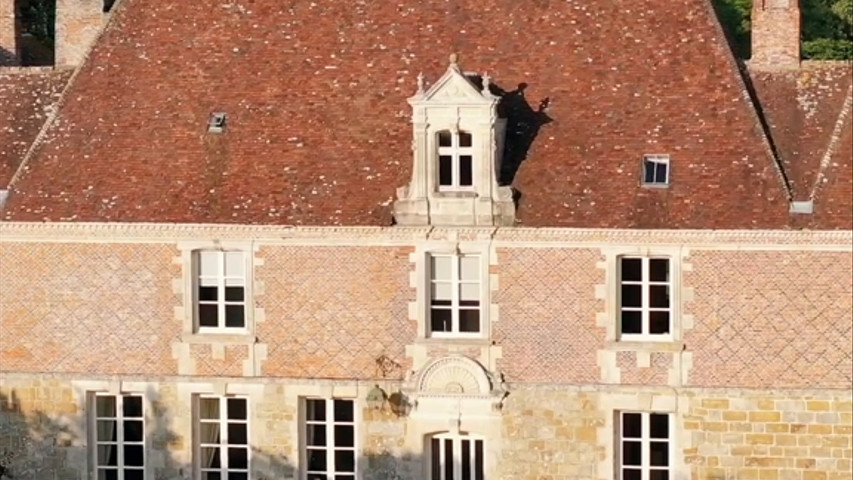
[1,0,846,229]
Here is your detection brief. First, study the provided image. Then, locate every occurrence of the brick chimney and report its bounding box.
[55,0,108,67]
[751,0,801,69]
[0,0,20,65]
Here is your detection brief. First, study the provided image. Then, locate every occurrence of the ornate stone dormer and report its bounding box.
[394,54,516,226]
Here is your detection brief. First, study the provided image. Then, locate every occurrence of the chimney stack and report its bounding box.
[0,0,20,65]
[751,0,801,69]
[55,0,107,67]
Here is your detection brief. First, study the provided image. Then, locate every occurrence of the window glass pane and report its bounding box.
[650,414,669,439]
[306,399,325,421]
[655,162,668,183]
[199,423,221,444]
[124,445,144,466]
[228,423,248,445]
[431,438,441,480]
[460,256,479,281]
[475,440,484,480]
[224,251,244,277]
[334,400,354,422]
[225,287,244,302]
[202,447,221,468]
[335,450,355,472]
[335,425,355,447]
[650,470,669,480]
[622,440,642,466]
[201,472,221,480]
[460,283,479,301]
[224,276,244,287]
[430,309,452,333]
[225,305,245,328]
[307,448,327,471]
[649,258,669,282]
[432,282,453,300]
[199,251,219,277]
[199,286,218,301]
[307,424,327,446]
[125,470,144,480]
[227,398,247,420]
[621,284,642,308]
[336,476,356,480]
[96,420,117,442]
[444,439,454,480]
[307,475,325,480]
[96,396,116,417]
[650,441,669,466]
[649,285,670,308]
[199,398,220,420]
[122,396,143,417]
[462,439,471,480]
[459,310,480,333]
[123,420,144,442]
[620,311,642,335]
[199,304,219,327]
[643,160,656,183]
[623,469,641,480]
[459,132,473,147]
[98,470,118,480]
[98,445,118,466]
[621,258,642,281]
[439,155,453,186]
[438,131,452,147]
[459,155,473,186]
[622,412,642,438]
[431,256,452,281]
[229,473,248,480]
[228,447,249,469]
[649,311,670,335]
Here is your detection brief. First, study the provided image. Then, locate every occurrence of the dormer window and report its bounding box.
[438,130,474,191]
[642,154,670,186]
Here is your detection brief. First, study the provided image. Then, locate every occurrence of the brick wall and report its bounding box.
[751,0,801,68]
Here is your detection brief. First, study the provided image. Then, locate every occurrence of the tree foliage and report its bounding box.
[714,0,853,60]
[19,0,55,48]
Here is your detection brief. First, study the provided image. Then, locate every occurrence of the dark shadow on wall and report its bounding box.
[494,82,552,187]
[0,389,432,480]
[0,48,16,66]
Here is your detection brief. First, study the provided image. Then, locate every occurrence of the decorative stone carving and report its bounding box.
[393,53,516,226]
[408,356,508,414]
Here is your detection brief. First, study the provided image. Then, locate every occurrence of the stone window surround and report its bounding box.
[409,240,499,345]
[70,380,159,480]
[172,240,269,377]
[596,246,695,385]
[596,392,688,480]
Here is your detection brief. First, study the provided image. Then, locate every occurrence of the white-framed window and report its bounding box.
[642,155,670,186]
[303,398,356,480]
[91,393,145,480]
[429,254,482,337]
[429,433,485,480]
[437,130,475,191]
[619,256,671,340]
[195,250,247,332]
[195,396,250,480]
[617,412,672,480]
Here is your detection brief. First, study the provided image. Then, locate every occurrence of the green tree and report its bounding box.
[18,0,55,48]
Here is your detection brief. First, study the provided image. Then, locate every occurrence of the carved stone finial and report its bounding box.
[416,72,425,94]
[449,53,460,71]
[482,72,491,94]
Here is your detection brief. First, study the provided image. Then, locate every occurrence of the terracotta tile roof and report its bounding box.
[0,0,839,228]
[810,111,853,229]
[0,68,72,187]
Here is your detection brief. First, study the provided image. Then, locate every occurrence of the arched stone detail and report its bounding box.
[416,356,492,395]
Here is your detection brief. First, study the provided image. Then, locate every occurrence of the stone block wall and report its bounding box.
[0,0,17,65]
[55,0,106,67]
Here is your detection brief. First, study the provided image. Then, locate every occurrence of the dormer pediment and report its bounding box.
[409,55,499,107]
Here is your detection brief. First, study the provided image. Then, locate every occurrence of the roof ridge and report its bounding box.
[810,84,853,201]
[700,0,793,202]
[4,0,127,193]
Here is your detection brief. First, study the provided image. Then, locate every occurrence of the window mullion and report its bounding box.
[642,258,650,336]
[218,253,227,329]
[327,401,335,477]
[221,398,229,474]
[642,413,650,480]
[452,256,460,334]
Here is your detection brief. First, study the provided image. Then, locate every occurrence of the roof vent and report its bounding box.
[208,112,227,133]
[789,200,814,214]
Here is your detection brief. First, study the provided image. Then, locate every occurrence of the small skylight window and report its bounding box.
[208,112,227,133]
[642,154,670,186]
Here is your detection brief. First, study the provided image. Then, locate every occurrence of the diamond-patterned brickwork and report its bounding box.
[0,242,179,374]
[257,246,414,379]
[494,248,604,383]
[686,250,853,388]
